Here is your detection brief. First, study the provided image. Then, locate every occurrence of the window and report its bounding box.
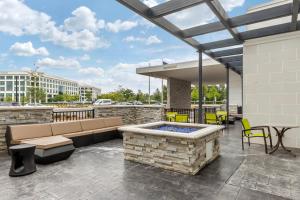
[0,76,4,80]
[6,81,13,91]
[0,81,4,85]
[0,87,4,91]
[6,76,13,80]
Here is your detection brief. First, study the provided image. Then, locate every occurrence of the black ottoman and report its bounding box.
[9,144,36,177]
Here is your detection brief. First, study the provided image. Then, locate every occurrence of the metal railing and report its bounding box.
[165,108,200,123]
[165,107,221,123]
[53,109,95,122]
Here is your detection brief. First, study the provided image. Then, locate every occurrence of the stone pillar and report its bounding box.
[167,78,191,109]
[229,70,242,114]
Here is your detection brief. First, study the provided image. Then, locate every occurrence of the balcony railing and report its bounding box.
[53,109,95,122]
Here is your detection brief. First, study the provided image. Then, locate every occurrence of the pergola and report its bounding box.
[117,0,300,123]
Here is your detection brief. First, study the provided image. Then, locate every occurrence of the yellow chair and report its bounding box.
[241,118,273,154]
[166,112,177,122]
[175,114,189,123]
[216,110,227,123]
[205,113,222,125]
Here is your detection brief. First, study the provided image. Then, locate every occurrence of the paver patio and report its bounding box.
[0,123,299,200]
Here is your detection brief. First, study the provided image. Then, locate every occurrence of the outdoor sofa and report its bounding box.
[5,117,123,164]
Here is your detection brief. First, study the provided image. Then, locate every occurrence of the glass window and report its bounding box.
[0,87,5,91]
[0,81,4,85]
[6,76,13,80]
[6,81,13,91]
[0,76,4,80]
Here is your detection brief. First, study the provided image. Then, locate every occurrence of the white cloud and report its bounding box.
[106,20,138,33]
[124,35,162,45]
[36,57,81,69]
[63,6,105,33]
[80,54,91,61]
[0,0,109,51]
[220,0,245,11]
[76,59,173,93]
[78,67,104,76]
[21,66,32,71]
[10,41,49,56]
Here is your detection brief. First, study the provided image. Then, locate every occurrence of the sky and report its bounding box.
[0,0,271,93]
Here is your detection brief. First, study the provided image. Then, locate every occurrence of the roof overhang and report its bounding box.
[137,59,228,85]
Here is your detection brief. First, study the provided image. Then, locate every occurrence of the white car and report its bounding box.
[93,99,112,106]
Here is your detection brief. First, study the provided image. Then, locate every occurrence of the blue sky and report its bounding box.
[0,0,270,92]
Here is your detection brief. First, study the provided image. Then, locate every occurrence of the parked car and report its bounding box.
[132,101,143,105]
[93,99,112,106]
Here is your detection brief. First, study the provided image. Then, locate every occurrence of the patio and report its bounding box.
[1,123,299,200]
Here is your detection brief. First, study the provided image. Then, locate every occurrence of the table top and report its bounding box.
[267,124,300,129]
[9,144,36,150]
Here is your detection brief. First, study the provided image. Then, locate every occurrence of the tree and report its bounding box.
[27,87,46,103]
[191,86,199,102]
[152,88,161,102]
[4,96,12,102]
[85,91,92,101]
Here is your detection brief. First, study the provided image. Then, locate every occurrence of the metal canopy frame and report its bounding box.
[117,0,300,74]
[117,0,300,123]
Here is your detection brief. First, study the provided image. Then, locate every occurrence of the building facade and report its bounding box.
[79,85,102,102]
[0,71,100,103]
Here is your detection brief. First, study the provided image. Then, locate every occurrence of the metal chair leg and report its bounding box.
[263,136,268,154]
[248,137,250,146]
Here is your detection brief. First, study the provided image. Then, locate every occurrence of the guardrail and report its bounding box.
[53,109,95,122]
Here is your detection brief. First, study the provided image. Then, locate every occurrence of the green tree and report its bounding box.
[191,86,199,102]
[85,91,92,101]
[4,96,13,102]
[27,87,46,103]
[152,88,161,102]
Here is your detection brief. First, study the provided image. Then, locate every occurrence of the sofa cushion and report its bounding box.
[51,121,82,136]
[63,130,95,138]
[10,124,52,141]
[103,117,123,127]
[80,118,107,131]
[63,126,118,138]
[20,136,73,149]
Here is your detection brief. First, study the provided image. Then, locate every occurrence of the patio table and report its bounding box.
[268,124,299,156]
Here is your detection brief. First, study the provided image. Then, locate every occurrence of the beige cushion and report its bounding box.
[51,121,82,136]
[80,118,107,131]
[103,117,123,127]
[63,130,95,138]
[20,136,73,149]
[10,124,52,141]
[63,126,118,138]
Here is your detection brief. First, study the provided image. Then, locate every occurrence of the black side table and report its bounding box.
[9,144,36,177]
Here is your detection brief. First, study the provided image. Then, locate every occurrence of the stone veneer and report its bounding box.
[94,105,164,125]
[167,78,191,109]
[123,126,221,175]
[0,107,53,151]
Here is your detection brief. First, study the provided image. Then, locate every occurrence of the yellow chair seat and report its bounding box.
[248,132,269,137]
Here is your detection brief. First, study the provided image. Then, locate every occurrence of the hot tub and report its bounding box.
[118,122,224,175]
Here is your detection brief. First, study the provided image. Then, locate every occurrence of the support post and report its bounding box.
[161,79,164,105]
[15,76,18,103]
[148,76,151,105]
[198,51,203,123]
[226,66,230,126]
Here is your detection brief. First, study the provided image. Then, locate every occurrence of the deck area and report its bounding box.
[0,123,300,200]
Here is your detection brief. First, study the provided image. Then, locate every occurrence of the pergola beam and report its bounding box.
[202,38,242,50]
[182,3,294,38]
[148,0,206,18]
[240,22,300,40]
[291,0,300,31]
[211,47,243,58]
[218,55,243,63]
[203,22,300,50]
[204,0,242,42]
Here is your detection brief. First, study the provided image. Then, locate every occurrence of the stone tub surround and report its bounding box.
[119,122,224,175]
